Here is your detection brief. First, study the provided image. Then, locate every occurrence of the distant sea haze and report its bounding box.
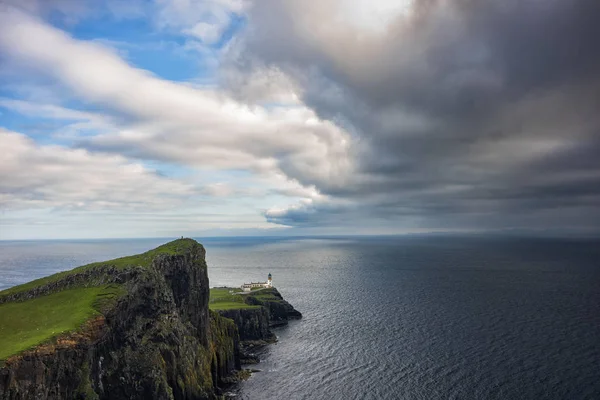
[1,236,599,399]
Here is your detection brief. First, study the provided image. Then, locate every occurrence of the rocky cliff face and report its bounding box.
[243,288,303,327]
[215,288,302,366]
[216,308,273,342]
[216,288,303,342]
[0,240,238,400]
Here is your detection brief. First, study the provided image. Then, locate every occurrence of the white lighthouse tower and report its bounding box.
[267,273,273,288]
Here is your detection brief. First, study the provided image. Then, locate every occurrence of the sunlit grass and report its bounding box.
[209,288,260,311]
[0,285,123,361]
[0,239,199,361]
[0,239,199,300]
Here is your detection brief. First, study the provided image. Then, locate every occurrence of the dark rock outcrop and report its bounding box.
[216,307,273,342]
[243,288,303,327]
[216,288,302,342]
[0,240,238,400]
[215,288,302,364]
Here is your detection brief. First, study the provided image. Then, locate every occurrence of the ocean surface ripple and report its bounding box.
[1,236,599,399]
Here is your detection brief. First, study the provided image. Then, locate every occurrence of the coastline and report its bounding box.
[0,239,301,399]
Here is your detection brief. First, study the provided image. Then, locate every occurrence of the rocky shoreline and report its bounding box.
[214,288,302,367]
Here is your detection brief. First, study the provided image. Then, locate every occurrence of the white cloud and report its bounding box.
[0,98,100,122]
[0,129,196,211]
[336,0,414,33]
[0,8,353,193]
[0,130,299,239]
[203,182,234,197]
[221,64,302,105]
[155,0,247,43]
[184,22,224,44]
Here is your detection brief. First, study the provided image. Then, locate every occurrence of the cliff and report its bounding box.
[210,287,302,366]
[213,288,303,367]
[0,239,239,400]
[241,288,303,327]
[215,307,273,342]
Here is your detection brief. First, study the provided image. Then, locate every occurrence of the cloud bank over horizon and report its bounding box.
[1,0,599,239]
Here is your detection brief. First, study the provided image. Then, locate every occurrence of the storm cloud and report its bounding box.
[234,0,600,231]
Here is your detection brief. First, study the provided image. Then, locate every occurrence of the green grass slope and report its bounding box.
[0,238,198,300]
[209,288,261,311]
[0,238,197,361]
[245,289,280,302]
[0,285,123,361]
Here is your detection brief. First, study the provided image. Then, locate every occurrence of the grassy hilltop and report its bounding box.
[209,287,291,310]
[0,239,196,300]
[0,286,122,361]
[0,239,197,362]
[209,288,260,310]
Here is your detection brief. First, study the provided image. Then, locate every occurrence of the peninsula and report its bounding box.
[0,239,301,399]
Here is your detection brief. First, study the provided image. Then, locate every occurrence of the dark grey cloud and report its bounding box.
[236,0,600,232]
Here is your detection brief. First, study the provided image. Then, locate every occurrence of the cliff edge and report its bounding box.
[0,239,237,399]
[209,287,302,365]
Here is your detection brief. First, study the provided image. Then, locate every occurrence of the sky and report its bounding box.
[0,0,599,239]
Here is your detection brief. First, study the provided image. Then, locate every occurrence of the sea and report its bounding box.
[0,236,599,400]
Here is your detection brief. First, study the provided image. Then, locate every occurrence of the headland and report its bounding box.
[0,238,301,399]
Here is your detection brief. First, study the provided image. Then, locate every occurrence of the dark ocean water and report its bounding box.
[1,236,599,400]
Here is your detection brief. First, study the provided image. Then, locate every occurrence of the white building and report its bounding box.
[241,273,272,292]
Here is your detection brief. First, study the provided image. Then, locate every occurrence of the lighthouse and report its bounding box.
[241,273,273,291]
